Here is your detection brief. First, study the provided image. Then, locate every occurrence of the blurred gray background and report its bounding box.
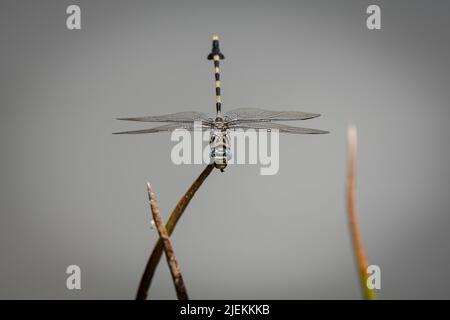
[1,0,449,299]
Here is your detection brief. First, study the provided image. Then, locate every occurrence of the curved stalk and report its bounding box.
[136,164,214,300]
[146,183,189,300]
[347,126,377,300]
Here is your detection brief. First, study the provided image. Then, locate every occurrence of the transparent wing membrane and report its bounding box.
[113,122,212,134]
[115,109,327,135]
[117,111,212,123]
[224,108,320,123]
[228,122,329,134]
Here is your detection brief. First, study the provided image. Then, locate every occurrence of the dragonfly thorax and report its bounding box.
[209,128,231,172]
[213,117,226,129]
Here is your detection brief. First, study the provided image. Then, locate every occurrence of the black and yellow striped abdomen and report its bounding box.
[207,35,225,118]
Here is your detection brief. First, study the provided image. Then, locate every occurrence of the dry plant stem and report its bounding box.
[347,126,377,300]
[146,183,189,300]
[136,164,214,300]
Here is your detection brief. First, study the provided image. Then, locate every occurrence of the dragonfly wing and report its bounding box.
[228,122,329,134]
[223,107,320,123]
[113,122,212,134]
[117,111,213,123]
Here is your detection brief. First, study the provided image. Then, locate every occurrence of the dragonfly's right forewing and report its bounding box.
[113,122,213,134]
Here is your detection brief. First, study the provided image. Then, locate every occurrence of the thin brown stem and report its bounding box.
[146,182,189,300]
[346,126,377,300]
[136,164,214,300]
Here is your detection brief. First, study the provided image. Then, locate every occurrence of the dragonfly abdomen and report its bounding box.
[207,35,225,119]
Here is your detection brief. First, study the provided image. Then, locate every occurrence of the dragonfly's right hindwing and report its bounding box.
[117,111,213,124]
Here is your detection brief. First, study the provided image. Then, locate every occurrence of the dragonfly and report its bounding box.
[114,35,328,172]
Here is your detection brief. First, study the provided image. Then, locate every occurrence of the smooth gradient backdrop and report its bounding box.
[1,0,449,299]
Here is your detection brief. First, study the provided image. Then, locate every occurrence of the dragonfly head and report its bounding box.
[214,162,227,171]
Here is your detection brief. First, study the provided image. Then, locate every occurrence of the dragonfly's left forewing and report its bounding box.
[227,122,329,134]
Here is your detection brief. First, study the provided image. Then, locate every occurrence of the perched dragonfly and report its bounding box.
[115,36,328,172]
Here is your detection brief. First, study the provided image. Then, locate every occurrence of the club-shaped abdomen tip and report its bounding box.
[207,35,225,60]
